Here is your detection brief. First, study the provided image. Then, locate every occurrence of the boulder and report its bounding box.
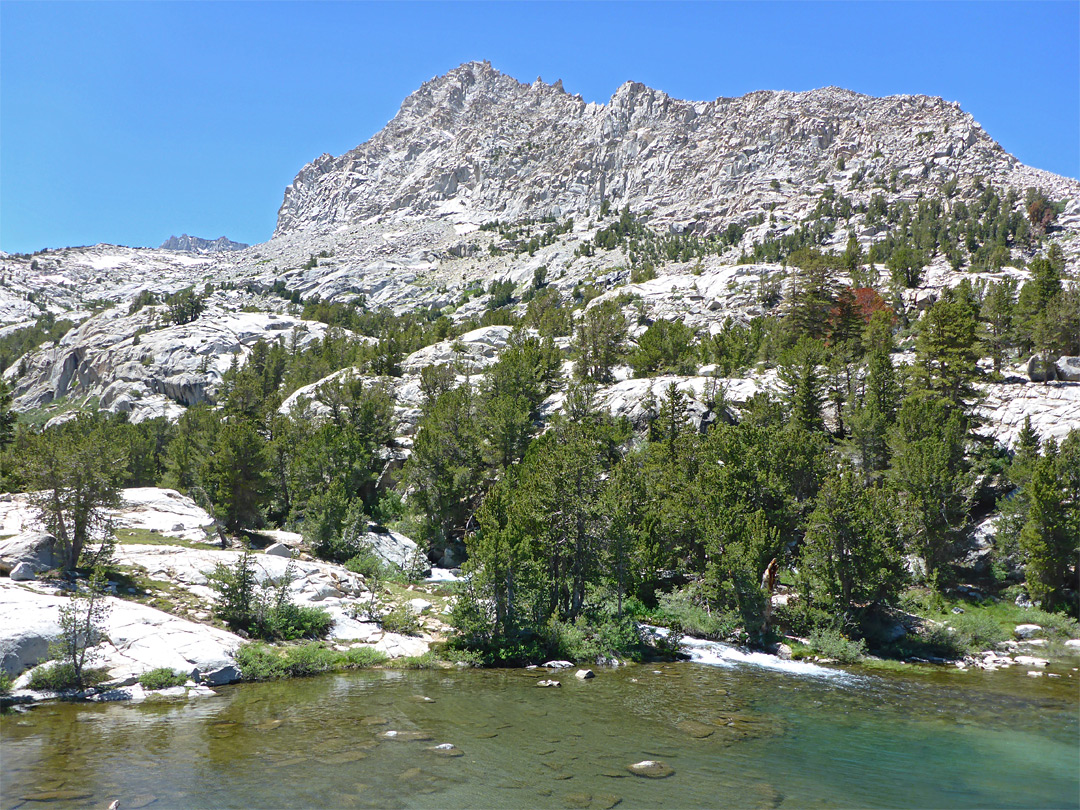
[0,531,61,575]
[1056,356,1080,382]
[575,669,595,680]
[1014,655,1048,667]
[0,580,243,681]
[408,598,433,615]
[116,487,215,542]
[9,562,36,581]
[362,530,421,571]
[543,660,574,669]
[627,760,674,778]
[264,543,294,558]
[1027,354,1058,382]
[536,679,562,688]
[1014,624,1042,640]
[202,664,242,686]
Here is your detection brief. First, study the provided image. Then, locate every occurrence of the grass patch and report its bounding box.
[138,668,188,690]
[114,528,218,550]
[894,587,1078,659]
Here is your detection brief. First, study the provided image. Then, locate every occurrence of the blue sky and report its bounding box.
[2,1,1077,255]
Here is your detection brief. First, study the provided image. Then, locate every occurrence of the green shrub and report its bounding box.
[596,614,642,659]
[344,548,385,580]
[1024,608,1080,639]
[653,589,739,640]
[27,663,108,691]
[138,668,188,690]
[0,672,12,695]
[545,617,600,662]
[208,554,333,642]
[945,612,1008,654]
[918,623,968,659]
[279,642,339,677]
[262,603,335,641]
[388,651,441,670]
[235,642,343,681]
[234,643,289,681]
[339,647,388,669]
[807,627,867,663]
[381,606,422,636]
[443,647,485,668]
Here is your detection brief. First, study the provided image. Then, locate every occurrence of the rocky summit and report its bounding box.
[274,61,1076,237]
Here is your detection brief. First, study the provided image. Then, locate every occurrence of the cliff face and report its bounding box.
[274,61,1075,238]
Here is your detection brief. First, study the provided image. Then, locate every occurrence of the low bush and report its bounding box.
[344,548,384,580]
[279,642,339,677]
[234,643,289,681]
[381,606,422,636]
[208,553,333,642]
[138,668,188,690]
[339,647,388,669]
[1024,608,1080,639]
[0,672,12,694]
[387,651,442,670]
[649,589,739,640]
[27,663,108,692]
[807,627,867,663]
[545,617,600,662]
[235,642,389,682]
[261,602,335,641]
[930,612,1008,657]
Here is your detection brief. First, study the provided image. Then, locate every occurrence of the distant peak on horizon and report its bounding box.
[159,234,249,254]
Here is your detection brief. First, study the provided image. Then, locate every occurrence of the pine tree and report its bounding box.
[847,342,899,481]
[801,466,906,618]
[980,278,1016,373]
[778,337,825,432]
[887,392,971,580]
[1017,431,1079,608]
[573,300,626,383]
[785,262,836,341]
[203,417,270,532]
[24,418,127,571]
[914,296,981,413]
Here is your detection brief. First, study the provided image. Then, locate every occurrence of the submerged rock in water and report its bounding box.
[676,719,715,738]
[378,729,432,742]
[537,679,562,688]
[429,743,464,757]
[20,789,96,801]
[627,760,674,778]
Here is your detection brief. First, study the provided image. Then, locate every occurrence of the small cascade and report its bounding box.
[648,626,857,680]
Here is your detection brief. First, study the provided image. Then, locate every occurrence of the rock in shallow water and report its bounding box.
[627,760,674,778]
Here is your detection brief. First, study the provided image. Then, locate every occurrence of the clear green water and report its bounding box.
[2,657,1078,809]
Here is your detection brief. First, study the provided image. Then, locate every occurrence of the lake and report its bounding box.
[3,643,1078,809]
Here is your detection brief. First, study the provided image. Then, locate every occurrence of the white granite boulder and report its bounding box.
[0,531,61,575]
